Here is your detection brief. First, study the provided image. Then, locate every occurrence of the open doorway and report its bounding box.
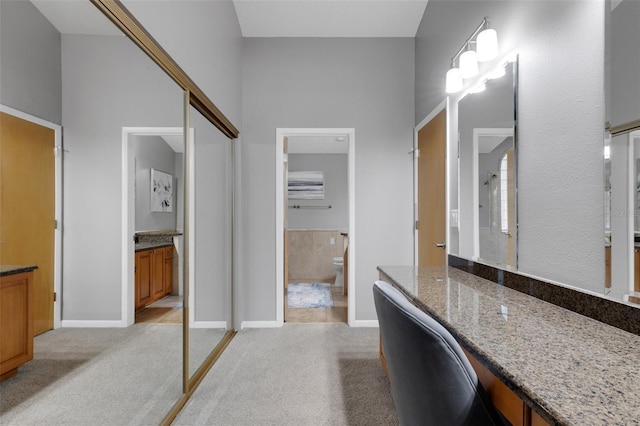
[122,127,194,326]
[276,128,355,326]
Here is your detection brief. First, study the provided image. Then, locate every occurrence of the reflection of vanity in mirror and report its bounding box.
[604,0,640,304]
[457,58,517,269]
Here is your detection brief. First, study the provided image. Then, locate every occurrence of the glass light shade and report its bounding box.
[445,67,463,93]
[476,28,499,62]
[469,82,486,94]
[487,64,506,80]
[459,50,479,79]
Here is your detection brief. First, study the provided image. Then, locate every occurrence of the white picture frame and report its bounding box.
[150,168,173,212]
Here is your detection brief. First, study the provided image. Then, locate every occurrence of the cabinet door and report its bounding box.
[136,250,152,309]
[1,272,34,379]
[164,246,173,295]
[151,249,165,300]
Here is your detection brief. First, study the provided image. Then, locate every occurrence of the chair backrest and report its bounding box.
[373,280,504,426]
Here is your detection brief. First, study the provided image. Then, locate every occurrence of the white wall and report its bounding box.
[0,0,61,124]
[288,154,349,231]
[242,38,415,322]
[416,1,605,292]
[133,135,178,232]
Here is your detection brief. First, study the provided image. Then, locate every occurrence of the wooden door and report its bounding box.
[283,137,289,321]
[0,112,55,335]
[417,110,447,266]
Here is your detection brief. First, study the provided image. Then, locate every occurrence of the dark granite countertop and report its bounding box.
[1,265,38,277]
[377,265,640,426]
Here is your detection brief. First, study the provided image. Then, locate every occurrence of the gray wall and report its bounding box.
[122,0,243,127]
[0,0,61,124]
[242,38,415,322]
[60,0,243,322]
[609,0,640,127]
[416,1,605,292]
[122,0,242,326]
[133,135,178,232]
[62,35,184,320]
[288,154,349,231]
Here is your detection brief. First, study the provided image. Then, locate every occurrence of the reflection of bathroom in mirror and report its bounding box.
[457,58,517,269]
[604,0,640,303]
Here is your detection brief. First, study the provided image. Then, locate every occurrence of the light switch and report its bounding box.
[450,209,459,228]
[330,238,335,245]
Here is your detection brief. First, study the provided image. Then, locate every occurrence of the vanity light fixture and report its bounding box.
[446,66,463,94]
[445,17,499,94]
[469,82,487,94]
[459,48,479,79]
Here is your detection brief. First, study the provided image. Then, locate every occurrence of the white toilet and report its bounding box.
[332,257,344,287]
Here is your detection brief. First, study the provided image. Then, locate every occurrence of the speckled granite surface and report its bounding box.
[0,265,38,277]
[134,230,181,252]
[448,255,640,336]
[377,265,640,426]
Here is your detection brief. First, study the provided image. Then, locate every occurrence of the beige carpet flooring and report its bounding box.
[174,324,399,426]
[1,324,397,425]
[0,325,183,425]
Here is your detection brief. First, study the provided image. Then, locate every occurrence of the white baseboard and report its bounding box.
[240,321,282,329]
[61,320,127,328]
[190,321,228,329]
[350,320,379,328]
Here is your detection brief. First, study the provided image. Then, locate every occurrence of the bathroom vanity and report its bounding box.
[134,230,180,311]
[377,265,640,425]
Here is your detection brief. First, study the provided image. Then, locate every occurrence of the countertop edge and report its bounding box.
[377,266,568,426]
[1,265,39,277]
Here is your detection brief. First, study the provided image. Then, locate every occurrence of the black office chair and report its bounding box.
[373,280,505,426]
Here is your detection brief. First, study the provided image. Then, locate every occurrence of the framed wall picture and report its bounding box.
[150,168,173,212]
[288,171,324,200]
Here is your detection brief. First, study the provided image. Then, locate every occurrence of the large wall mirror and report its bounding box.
[187,103,234,381]
[604,0,640,304]
[0,1,236,424]
[456,57,518,269]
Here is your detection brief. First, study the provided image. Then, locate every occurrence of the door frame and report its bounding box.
[1,104,63,329]
[413,100,449,266]
[472,127,514,259]
[121,127,195,326]
[275,128,356,326]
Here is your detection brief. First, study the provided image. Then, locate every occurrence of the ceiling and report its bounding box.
[30,0,428,38]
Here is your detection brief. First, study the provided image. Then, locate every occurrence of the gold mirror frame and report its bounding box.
[88,1,238,424]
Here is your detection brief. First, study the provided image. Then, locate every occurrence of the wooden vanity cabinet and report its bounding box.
[135,245,174,311]
[1,271,34,381]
